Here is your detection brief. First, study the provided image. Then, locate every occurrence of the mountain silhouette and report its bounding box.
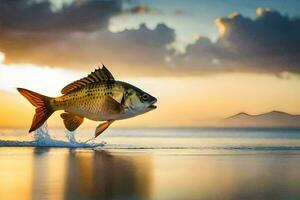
[221,111,300,127]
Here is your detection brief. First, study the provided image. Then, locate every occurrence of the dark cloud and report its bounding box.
[0,0,123,66]
[1,3,300,76]
[0,0,175,76]
[1,22,175,76]
[130,5,150,14]
[129,5,162,14]
[177,8,300,75]
[0,0,122,32]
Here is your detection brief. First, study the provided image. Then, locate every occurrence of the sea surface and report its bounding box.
[0,126,300,200]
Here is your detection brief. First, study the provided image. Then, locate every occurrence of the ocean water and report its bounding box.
[0,125,300,200]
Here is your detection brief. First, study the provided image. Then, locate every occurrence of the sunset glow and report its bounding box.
[0,1,300,128]
[1,2,300,200]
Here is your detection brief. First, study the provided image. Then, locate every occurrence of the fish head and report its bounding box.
[122,83,157,116]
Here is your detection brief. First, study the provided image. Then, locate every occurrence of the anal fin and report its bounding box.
[61,112,84,131]
[95,120,114,138]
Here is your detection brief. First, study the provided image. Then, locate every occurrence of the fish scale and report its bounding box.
[51,82,120,120]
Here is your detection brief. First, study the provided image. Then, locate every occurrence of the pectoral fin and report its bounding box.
[102,96,122,115]
[61,112,84,131]
[95,120,114,138]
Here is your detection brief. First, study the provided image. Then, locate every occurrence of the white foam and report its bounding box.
[0,122,104,148]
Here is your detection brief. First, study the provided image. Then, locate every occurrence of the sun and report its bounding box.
[0,55,82,96]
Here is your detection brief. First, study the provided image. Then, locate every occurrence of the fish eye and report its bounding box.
[141,94,149,101]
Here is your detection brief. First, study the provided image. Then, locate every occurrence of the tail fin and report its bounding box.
[17,88,54,132]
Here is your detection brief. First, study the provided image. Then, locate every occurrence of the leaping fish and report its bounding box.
[17,65,157,138]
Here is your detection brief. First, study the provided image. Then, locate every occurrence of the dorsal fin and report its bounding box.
[61,65,115,94]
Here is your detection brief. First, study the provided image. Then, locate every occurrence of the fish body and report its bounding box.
[51,81,154,121]
[17,66,157,138]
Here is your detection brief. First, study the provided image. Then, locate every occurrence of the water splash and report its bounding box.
[64,129,77,143]
[0,122,104,148]
[33,122,51,142]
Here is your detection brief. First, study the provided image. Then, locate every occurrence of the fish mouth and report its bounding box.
[149,104,157,109]
[148,99,157,109]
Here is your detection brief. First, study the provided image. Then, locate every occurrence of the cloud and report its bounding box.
[0,0,122,32]
[176,8,300,75]
[0,22,175,76]
[0,0,124,67]
[0,0,175,76]
[130,5,150,14]
[129,5,162,14]
[127,4,182,16]
[1,3,300,76]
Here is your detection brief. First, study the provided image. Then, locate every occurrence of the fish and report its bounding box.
[17,65,157,138]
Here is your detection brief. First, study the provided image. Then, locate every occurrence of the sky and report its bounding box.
[0,0,300,128]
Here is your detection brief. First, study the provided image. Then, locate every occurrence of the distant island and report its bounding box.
[218,111,300,128]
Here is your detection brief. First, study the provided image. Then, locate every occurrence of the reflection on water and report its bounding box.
[0,148,152,200]
[0,148,33,200]
[64,150,152,200]
[152,154,300,200]
[31,148,68,200]
[0,147,300,200]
